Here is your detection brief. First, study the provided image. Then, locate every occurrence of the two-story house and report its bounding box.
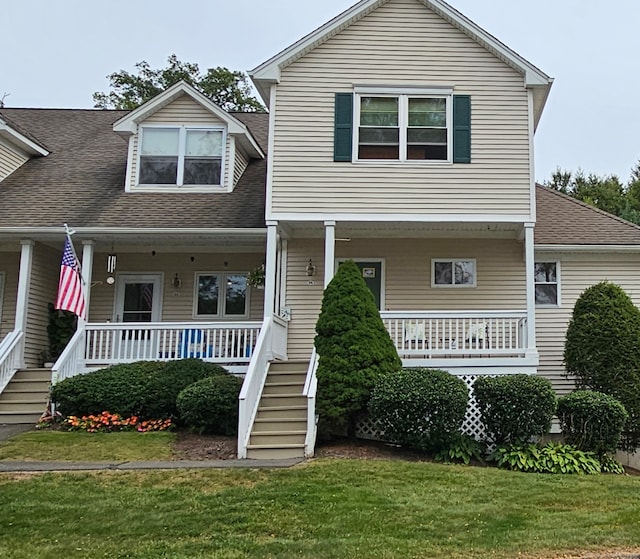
[2,0,640,460]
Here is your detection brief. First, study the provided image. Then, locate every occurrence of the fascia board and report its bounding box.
[0,121,49,156]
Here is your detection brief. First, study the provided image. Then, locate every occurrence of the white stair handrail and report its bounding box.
[51,324,87,385]
[303,348,319,458]
[237,316,273,459]
[0,330,24,394]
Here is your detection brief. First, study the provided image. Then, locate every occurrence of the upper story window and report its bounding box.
[358,95,449,161]
[139,126,224,187]
[333,90,470,164]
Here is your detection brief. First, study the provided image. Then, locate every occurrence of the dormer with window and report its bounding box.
[113,81,264,193]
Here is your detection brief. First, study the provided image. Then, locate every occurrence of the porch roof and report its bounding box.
[0,108,268,231]
[535,185,640,246]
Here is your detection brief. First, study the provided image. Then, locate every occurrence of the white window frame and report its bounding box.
[534,261,561,307]
[193,272,250,319]
[136,124,226,192]
[353,86,453,164]
[431,258,477,288]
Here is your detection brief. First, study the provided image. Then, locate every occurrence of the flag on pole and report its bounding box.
[55,236,86,319]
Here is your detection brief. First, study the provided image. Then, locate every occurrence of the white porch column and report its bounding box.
[524,223,537,352]
[263,221,278,320]
[80,241,94,325]
[14,240,34,334]
[324,221,336,288]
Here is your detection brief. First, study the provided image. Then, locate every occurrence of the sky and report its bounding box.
[2,0,639,184]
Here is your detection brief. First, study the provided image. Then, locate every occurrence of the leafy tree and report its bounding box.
[545,162,640,224]
[93,55,264,112]
[314,260,401,438]
[564,281,640,451]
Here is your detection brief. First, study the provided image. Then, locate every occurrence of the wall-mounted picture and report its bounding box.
[362,267,376,278]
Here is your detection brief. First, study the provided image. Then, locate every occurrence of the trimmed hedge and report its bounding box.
[369,368,468,452]
[565,281,640,451]
[558,390,628,456]
[314,260,401,438]
[51,359,229,421]
[142,359,228,421]
[51,361,165,418]
[176,374,243,435]
[473,374,556,445]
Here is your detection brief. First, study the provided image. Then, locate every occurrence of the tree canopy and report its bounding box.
[93,55,265,112]
[544,162,640,224]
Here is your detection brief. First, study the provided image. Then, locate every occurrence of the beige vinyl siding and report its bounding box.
[88,252,264,323]
[24,243,60,367]
[0,139,29,181]
[0,252,20,338]
[285,237,526,359]
[233,148,249,187]
[129,94,231,189]
[536,252,640,395]
[272,0,531,216]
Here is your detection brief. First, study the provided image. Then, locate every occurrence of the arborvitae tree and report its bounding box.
[565,281,640,450]
[314,260,401,438]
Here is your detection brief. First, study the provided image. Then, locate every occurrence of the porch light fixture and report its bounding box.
[107,254,117,273]
[172,273,182,289]
[306,259,316,277]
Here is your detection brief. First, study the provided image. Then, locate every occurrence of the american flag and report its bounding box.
[55,237,86,319]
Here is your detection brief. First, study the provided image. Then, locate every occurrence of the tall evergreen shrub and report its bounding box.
[314,260,401,438]
[565,281,640,450]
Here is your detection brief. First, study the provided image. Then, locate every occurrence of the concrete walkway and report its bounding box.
[0,423,304,472]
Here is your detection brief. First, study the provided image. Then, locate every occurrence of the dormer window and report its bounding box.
[139,126,224,187]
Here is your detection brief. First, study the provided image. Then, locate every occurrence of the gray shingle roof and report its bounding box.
[535,184,640,245]
[0,108,268,229]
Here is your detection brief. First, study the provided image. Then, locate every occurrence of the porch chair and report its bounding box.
[404,323,427,352]
[178,328,212,359]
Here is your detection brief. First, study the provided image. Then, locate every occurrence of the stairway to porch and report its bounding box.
[246,360,309,459]
[0,369,50,425]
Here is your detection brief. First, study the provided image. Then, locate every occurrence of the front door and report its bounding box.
[338,260,384,310]
[114,274,163,359]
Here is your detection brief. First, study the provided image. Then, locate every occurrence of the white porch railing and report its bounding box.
[0,330,24,394]
[381,311,528,359]
[84,321,262,366]
[50,321,264,385]
[303,348,319,458]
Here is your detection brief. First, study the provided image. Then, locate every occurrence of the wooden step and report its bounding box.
[249,431,306,446]
[0,411,42,424]
[246,443,305,460]
[0,400,48,413]
[259,394,306,408]
[12,369,52,382]
[253,417,307,432]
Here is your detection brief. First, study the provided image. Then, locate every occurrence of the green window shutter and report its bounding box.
[453,95,471,163]
[334,93,353,162]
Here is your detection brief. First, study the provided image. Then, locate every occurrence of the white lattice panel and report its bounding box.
[356,373,490,442]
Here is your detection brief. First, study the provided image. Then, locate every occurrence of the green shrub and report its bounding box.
[142,359,228,421]
[565,281,640,451]
[473,374,556,445]
[492,442,602,475]
[51,359,229,421]
[434,433,486,465]
[558,390,628,456]
[176,374,243,435]
[51,361,165,418]
[314,260,401,438]
[369,368,468,452]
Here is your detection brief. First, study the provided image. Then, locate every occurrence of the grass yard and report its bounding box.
[1,459,640,558]
[0,431,175,462]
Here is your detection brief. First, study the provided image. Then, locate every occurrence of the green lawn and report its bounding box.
[0,431,175,461]
[1,459,640,558]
